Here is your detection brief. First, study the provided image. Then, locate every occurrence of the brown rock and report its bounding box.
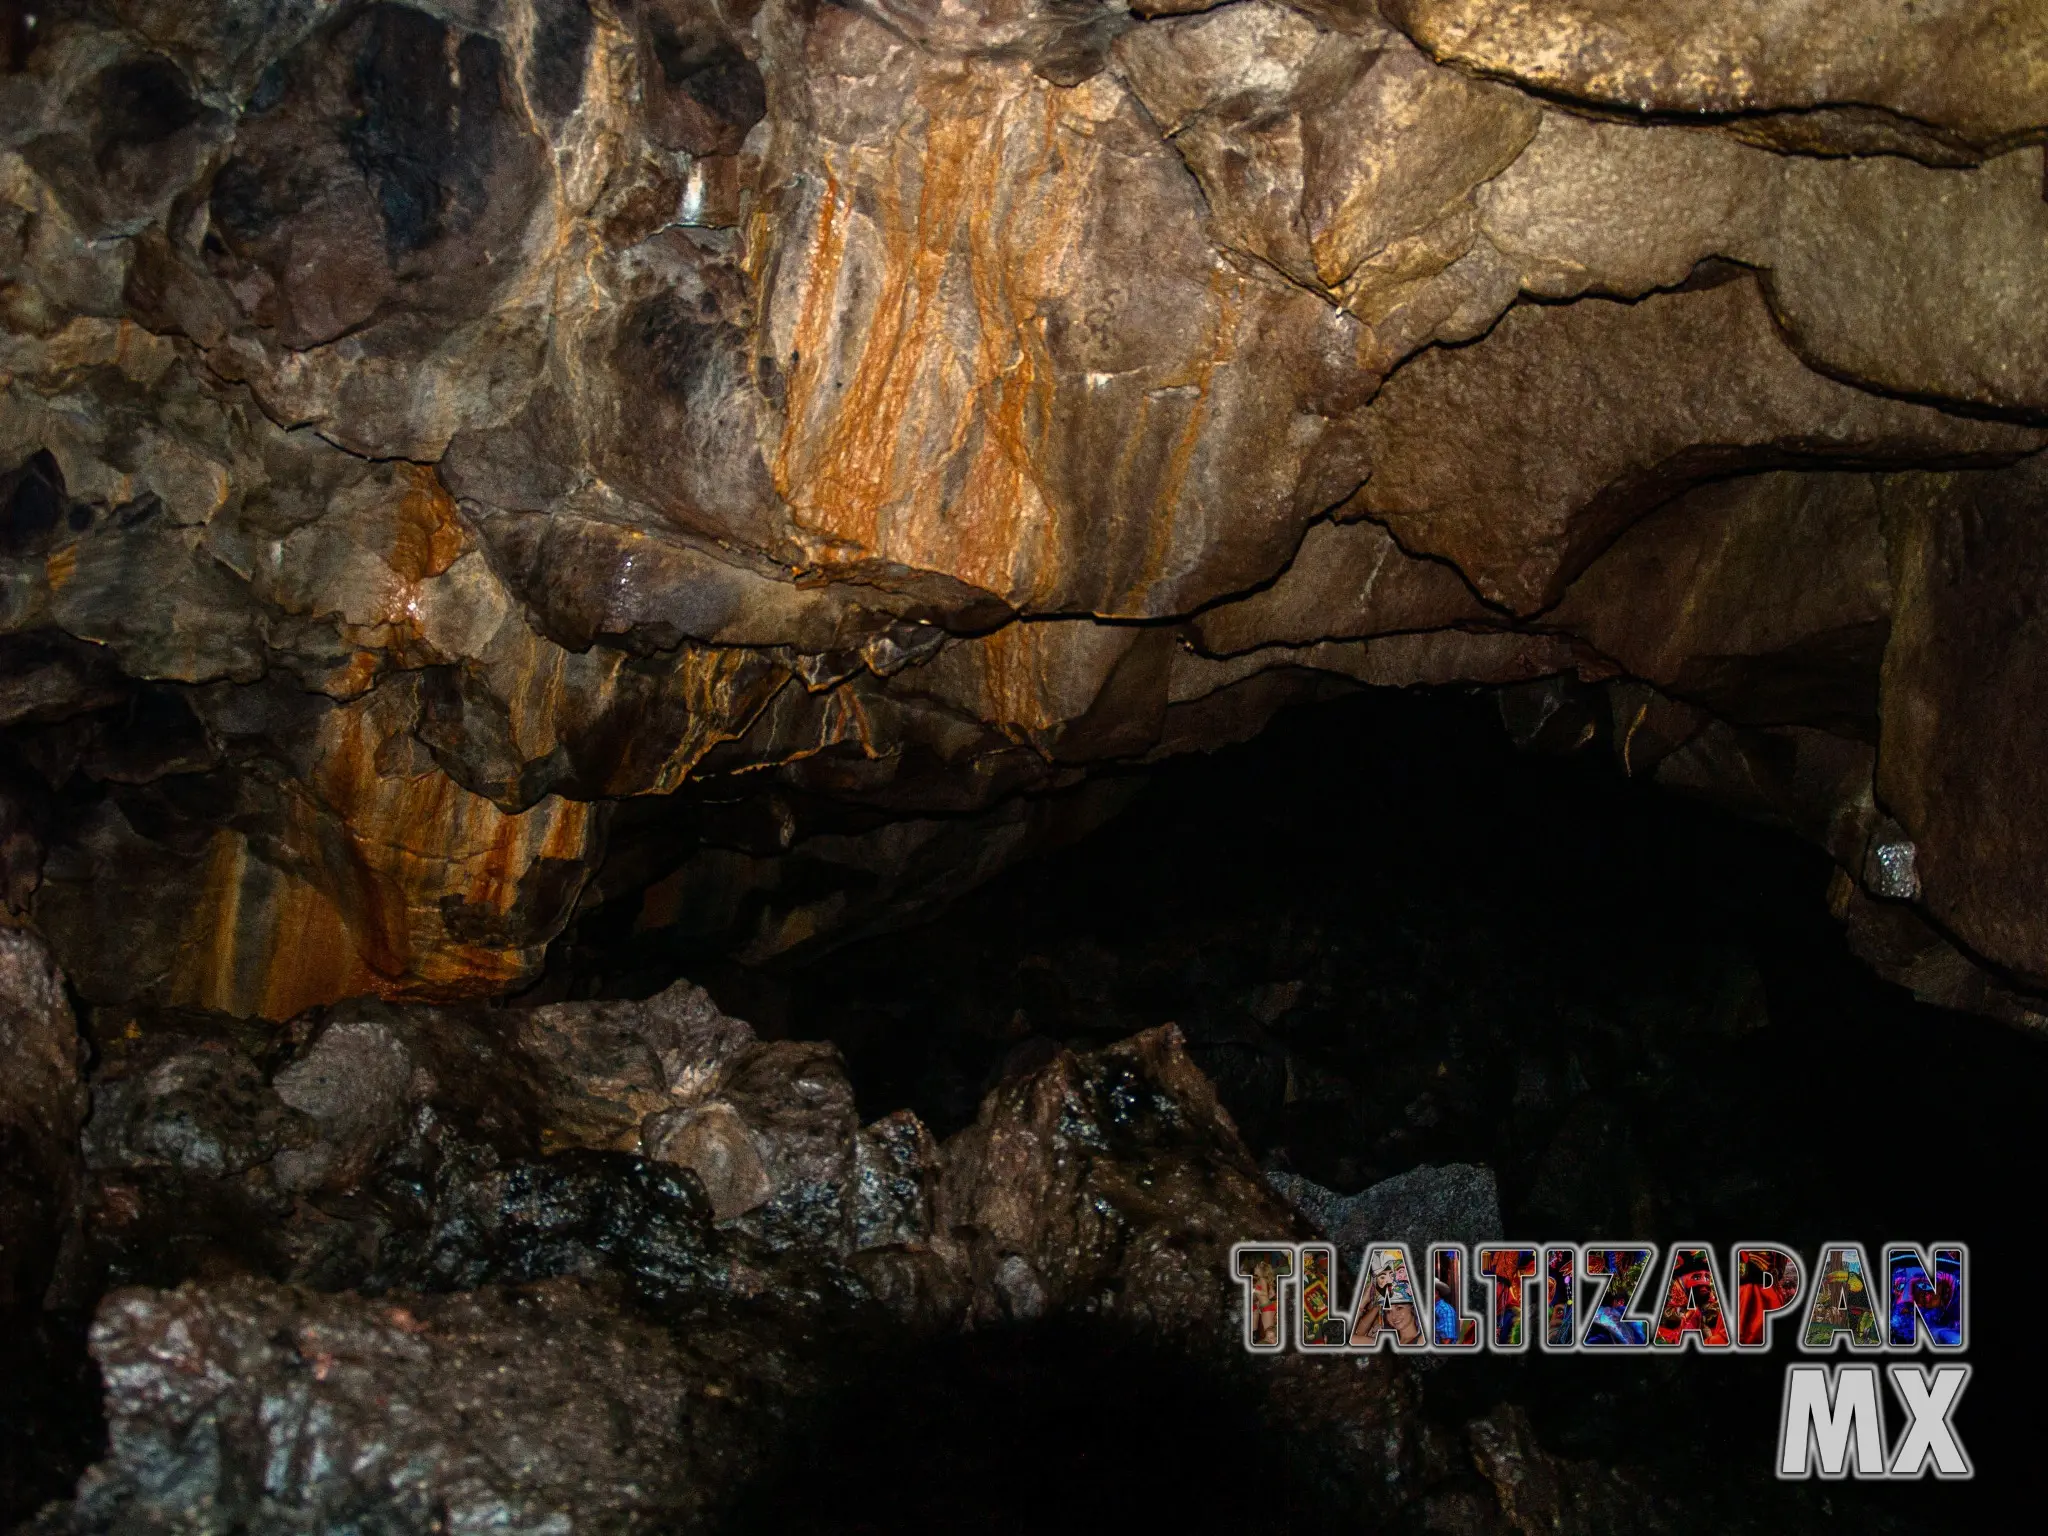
[1193,513,1493,655]
[1357,274,2044,613]
[1549,472,1892,733]
[716,1038,861,1245]
[1651,719,1878,870]
[4,0,2048,1031]
[1761,148,2048,416]
[759,8,1374,617]
[515,978,759,1152]
[1384,0,2048,154]
[1116,2,1539,334]
[1839,880,2048,1032]
[1170,631,1583,710]
[1475,113,1767,302]
[0,926,82,1309]
[935,1023,1302,1331]
[269,1018,414,1194]
[1879,459,2048,985]
[850,1109,944,1252]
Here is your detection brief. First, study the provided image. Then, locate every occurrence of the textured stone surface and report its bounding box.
[1385,0,2048,154]
[1356,274,2039,614]
[0,0,2045,1019]
[1548,472,1892,734]
[1193,513,1492,655]
[0,927,82,1310]
[26,991,1481,1530]
[1271,1161,1503,1255]
[936,1023,1302,1328]
[35,1275,816,1536]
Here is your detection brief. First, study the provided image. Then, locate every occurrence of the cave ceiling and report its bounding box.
[1,0,2045,1023]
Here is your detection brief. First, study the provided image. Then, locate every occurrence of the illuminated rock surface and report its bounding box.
[0,0,2044,1015]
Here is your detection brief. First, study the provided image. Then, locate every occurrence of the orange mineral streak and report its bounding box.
[167,692,594,1019]
[303,466,475,690]
[43,544,78,593]
[633,649,795,796]
[774,68,1082,608]
[388,464,466,585]
[976,622,1072,740]
[167,830,383,1022]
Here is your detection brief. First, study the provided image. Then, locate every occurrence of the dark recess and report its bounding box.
[762,687,2044,1531]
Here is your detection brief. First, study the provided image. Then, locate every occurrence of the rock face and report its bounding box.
[0,927,82,1312]
[0,0,2045,1026]
[43,1276,811,1536]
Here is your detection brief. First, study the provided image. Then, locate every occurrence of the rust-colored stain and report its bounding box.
[159,634,796,1016]
[976,622,1072,740]
[167,687,595,1018]
[773,65,1077,607]
[44,544,77,592]
[388,464,465,585]
[769,62,1268,616]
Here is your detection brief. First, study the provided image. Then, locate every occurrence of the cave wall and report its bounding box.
[1,0,2045,1020]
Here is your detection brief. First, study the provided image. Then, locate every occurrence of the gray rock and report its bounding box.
[1269,1162,1504,1255]
[34,1275,815,1536]
[641,1100,774,1222]
[81,1049,295,1182]
[271,1019,414,1194]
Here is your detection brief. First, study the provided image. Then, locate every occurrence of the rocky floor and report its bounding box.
[0,967,1425,1532]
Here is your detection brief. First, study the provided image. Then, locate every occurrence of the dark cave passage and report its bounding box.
[736,686,2047,1532]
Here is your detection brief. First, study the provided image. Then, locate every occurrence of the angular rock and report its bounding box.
[849,1109,944,1252]
[715,1039,861,1249]
[1169,631,1584,709]
[1116,2,1539,349]
[1549,472,1892,733]
[643,1100,774,1221]
[270,1018,414,1193]
[1193,514,1494,655]
[36,1275,818,1536]
[935,1023,1304,1331]
[1269,1161,1504,1255]
[2,0,2048,1019]
[512,981,757,1153]
[759,7,1375,617]
[1760,148,2048,416]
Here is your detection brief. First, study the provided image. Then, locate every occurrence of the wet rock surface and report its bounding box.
[0,968,1412,1530]
[0,0,2042,1025]
[28,1276,817,1536]
[0,927,83,1311]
